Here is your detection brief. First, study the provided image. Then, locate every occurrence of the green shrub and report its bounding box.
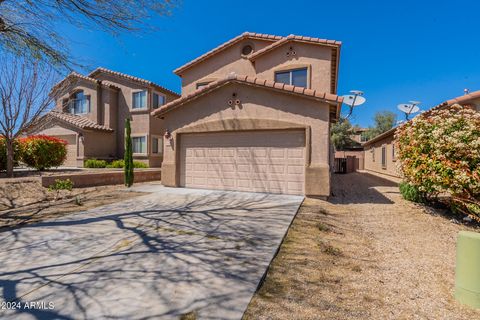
[0,138,22,171]
[21,135,67,170]
[133,161,148,168]
[399,182,425,203]
[84,159,107,168]
[48,178,74,191]
[106,159,124,168]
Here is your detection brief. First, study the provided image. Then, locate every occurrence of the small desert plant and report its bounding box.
[399,182,425,203]
[84,159,108,168]
[48,178,74,191]
[323,245,342,256]
[133,161,148,168]
[21,135,67,170]
[106,159,125,168]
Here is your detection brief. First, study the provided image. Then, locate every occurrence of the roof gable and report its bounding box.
[173,32,283,75]
[248,34,341,61]
[88,67,179,97]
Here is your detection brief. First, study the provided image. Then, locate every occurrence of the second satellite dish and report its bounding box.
[343,94,366,107]
[397,104,420,114]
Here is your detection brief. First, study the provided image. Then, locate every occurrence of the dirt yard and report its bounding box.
[0,179,145,229]
[244,172,480,320]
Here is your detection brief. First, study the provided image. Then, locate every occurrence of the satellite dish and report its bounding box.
[342,95,366,107]
[397,103,420,114]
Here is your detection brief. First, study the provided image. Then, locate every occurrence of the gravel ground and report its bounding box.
[0,180,145,229]
[244,172,480,319]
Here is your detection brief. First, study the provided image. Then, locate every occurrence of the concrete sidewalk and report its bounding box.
[0,186,303,319]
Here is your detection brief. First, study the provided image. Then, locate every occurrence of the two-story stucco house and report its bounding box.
[28,68,179,167]
[151,32,344,198]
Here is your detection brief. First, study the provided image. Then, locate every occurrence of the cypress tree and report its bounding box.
[124,118,134,187]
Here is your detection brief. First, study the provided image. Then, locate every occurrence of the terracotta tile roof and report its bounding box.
[173,32,283,75]
[88,67,180,97]
[248,34,342,61]
[50,72,122,96]
[151,74,343,118]
[361,127,397,147]
[430,90,480,111]
[47,110,114,132]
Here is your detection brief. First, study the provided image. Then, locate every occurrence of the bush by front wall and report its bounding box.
[20,135,67,171]
[86,158,149,169]
[0,138,22,171]
[84,159,108,168]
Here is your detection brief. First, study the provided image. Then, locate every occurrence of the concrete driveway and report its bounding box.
[0,185,303,319]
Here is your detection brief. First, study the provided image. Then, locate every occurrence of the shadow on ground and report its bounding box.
[329,172,397,205]
[0,190,301,320]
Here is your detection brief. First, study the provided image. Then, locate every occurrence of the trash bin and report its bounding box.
[455,231,480,309]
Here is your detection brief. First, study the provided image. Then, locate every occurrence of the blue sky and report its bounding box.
[62,0,480,127]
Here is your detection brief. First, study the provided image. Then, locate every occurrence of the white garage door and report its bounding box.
[53,134,77,167]
[180,130,306,195]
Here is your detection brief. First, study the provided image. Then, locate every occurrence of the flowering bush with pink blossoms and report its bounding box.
[396,104,480,219]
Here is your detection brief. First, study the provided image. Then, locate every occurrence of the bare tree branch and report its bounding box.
[0,53,61,177]
[0,0,177,69]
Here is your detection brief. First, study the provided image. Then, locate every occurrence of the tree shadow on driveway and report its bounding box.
[0,191,302,320]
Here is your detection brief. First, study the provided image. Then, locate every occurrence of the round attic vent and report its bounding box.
[241,44,253,55]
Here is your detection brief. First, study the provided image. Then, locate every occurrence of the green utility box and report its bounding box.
[455,231,480,309]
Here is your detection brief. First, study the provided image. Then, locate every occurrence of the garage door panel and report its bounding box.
[180,130,305,195]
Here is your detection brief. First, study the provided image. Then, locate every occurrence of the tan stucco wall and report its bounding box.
[179,39,335,96]
[254,42,333,93]
[83,131,116,159]
[363,135,400,178]
[160,83,332,197]
[179,39,274,95]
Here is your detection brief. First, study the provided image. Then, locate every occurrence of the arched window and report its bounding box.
[70,90,90,114]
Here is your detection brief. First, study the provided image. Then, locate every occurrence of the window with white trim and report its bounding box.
[132,136,146,153]
[132,91,147,109]
[274,68,308,87]
[151,136,163,155]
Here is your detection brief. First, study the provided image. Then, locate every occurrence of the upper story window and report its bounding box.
[132,90,147,109]
[69,91,90,115]
[152,92,165,109]
[274,68,308,88]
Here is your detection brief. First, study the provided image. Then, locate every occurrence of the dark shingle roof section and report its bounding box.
[173,32,283,75]
[47,111,114,132]
[151,74,343,118]
[88,67,180,97]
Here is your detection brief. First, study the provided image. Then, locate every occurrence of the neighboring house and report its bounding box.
[151,32,343,197]
[334,127,367,171]
[27,68,180,167]
[363,90,480,178]
[362,127,398,178]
